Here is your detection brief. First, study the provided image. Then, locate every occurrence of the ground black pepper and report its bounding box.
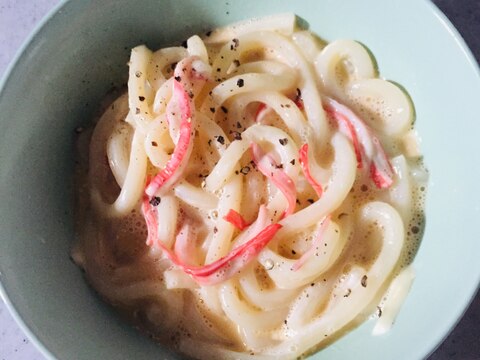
[149,196,161,206]
[279,138,288,146]
[216,135,225,145]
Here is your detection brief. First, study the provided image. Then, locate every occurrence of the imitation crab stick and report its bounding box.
[142,196,281,285]
[223,209,252,231]
[250,142,297,217]
[291,215,331,271]
[146,80,194,197]
[323,97,394,189]
[298,143,323,197]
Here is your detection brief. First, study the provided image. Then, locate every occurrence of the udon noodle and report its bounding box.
[73,13,427,359]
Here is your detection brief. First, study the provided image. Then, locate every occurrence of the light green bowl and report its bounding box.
[0,0,479,359]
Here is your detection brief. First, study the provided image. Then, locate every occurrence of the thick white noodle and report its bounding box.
[372,265,415,336]
[315,39,376,101]
[107,122,132,187]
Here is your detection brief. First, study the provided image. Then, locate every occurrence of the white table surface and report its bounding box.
[0,1,478,359]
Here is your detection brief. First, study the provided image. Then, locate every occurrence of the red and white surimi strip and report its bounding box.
[323,97,394,189]
[298,143,323,197]
[142,196,281,286]
[250,142,297,217]
[291,215,331,271]
[146,80,195,197]
[254,102,271,123]
[223,209,252,231]
[173,223,198,266]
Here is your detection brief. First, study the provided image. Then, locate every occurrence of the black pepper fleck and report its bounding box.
[295,87,302,101]
[361,275,368,287]
[216,135,225,145]
[237,78,244,87]
[221,106,228,113]
[149,196,161,206]
[139,96,145,102]
[279,138,288,146]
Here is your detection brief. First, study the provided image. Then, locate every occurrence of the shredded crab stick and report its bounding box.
[173,223,197,265]
[291,215,331,271]
[146,80,194,197]
[223,209,252,231]
[298,143,323,197]
[323,97,394,189]
[254,103,270,122]
[142,197,282,285]
[324,108,363,167]
[250,142,297,217]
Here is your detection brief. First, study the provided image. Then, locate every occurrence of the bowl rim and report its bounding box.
[416,1,480,357]
[0,1,70,358]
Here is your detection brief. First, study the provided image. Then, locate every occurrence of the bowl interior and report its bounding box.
[0,0,479,359]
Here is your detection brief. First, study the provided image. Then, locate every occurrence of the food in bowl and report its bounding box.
[73,13,427,359]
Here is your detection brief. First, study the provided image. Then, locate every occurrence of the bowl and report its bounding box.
[0,0,479,359]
